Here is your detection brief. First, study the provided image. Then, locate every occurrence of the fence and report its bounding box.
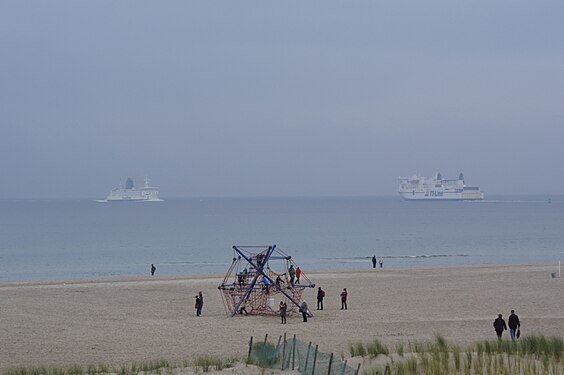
[247,334,360,375]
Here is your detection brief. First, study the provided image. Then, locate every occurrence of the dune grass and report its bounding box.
[2,355,238,375]
[361,335,563,375]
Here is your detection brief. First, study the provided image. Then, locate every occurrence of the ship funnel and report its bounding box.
[436,172,442,180]
[125,178,134,189]
[459,173,464,181]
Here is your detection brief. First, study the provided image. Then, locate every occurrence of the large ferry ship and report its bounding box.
[398,172,484,201]
[105,177,162,202]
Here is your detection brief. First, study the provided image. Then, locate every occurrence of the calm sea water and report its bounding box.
[1,196,563,282]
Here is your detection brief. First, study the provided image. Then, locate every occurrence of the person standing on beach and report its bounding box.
[340,288,348,310]
[195,295,202,316]
[378,257,384,268]
[508,310,521,340]
[289,265,296,284]
[295,267,301,284]
[150,264,156,276]
[317,287,325,310]
[300,301,309,322]
[493,314,507,339]
[372,255,377,269]
[196,291,204,316]
[279,301,287,324]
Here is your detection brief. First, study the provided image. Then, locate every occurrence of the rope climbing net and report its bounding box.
[218,245,315,317]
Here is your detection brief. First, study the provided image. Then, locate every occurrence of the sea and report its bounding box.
[1,196,563,282]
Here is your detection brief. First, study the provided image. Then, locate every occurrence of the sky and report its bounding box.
[1,1,563,198]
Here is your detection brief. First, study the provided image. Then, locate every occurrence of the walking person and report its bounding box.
[378,257,384,268]
[150,264,156,276]
[372,255,377,269]
[493,314,507,339]
[279,301,287,324]
[508,310,521,340]
[295,267,301,284]
[340,288,348,310]
[300,301,309,322]
[316,287,325,310]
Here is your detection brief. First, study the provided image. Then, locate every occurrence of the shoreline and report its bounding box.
[1,263,562,370]
[1,261,560,287]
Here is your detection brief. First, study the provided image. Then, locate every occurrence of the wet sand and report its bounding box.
[1,263,562,370]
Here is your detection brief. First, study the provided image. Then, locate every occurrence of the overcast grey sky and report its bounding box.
[1,1,563,198]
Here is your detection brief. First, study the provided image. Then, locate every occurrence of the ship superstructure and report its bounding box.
[106,177,162,202]
[398,172,484,200]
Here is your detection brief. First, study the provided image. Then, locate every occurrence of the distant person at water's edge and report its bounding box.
[150,264,156,276]
[493,314,507,339]
[340,288,348,310]
[378,257,384,268]
[372,255,376,268]
[296,266,301,284]
[508,310,521,340]
[316,287,325,310]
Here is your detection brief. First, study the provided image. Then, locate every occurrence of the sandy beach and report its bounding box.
[1,263,562,371]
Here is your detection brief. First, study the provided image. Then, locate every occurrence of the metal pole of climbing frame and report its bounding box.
[355,363,361,375]
[327,353,333,375]
[341,360,347,375]
[264,333,268,344]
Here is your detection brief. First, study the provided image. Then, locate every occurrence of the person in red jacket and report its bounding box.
[296,267,301,284]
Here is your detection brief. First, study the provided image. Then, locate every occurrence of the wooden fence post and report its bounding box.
[311,344,319,375]
[281,333,287,370]
[292,334,296,370]
[304,342,312,373]
[247,336,253,364]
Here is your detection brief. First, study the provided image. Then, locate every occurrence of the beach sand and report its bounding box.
[1,263,562,371]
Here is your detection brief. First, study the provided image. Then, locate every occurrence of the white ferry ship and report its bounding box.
[398,172,484,201]
[105,177,162,202]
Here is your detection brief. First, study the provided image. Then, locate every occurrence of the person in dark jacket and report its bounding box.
[340,288,348,310]
[372,255,377,268]
[508,310,521,340]
[316,287,325,310]
[150,264,156,276]
[195,291,204,316]
[493,314,507,339]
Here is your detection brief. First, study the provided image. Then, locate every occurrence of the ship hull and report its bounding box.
[399,192,484,201]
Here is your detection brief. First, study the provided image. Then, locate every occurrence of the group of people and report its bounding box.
[288,265,302,284]
[316,287,348,311]
[275,286,348,324]
[371,256,384,269]
[493,310,521,340]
